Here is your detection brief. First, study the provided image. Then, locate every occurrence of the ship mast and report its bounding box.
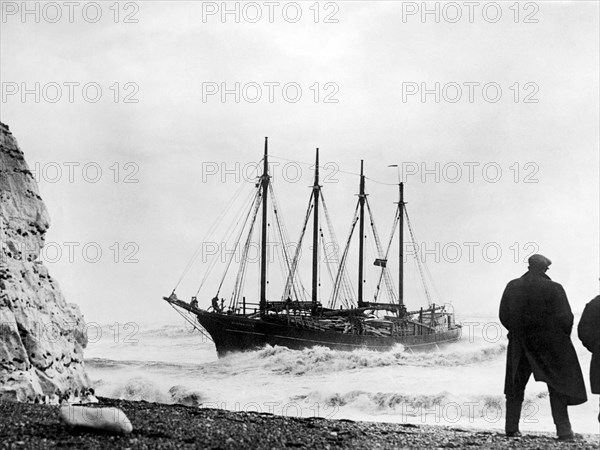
[357,160,365,308]
[311,148,320,314]
[398,182,404,307]
[260,137,269,316]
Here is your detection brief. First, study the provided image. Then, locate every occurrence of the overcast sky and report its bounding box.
[1,1,598,325]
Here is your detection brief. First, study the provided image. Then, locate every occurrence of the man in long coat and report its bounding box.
[499,254,587,440]
[578,295,600,422]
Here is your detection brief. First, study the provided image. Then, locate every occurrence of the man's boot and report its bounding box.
[549,389,573,440]
[505,397,522,437]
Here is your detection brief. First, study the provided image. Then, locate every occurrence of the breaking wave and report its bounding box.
[292,389,548,421]
[87,338,506,378]
[92,376,206,407]
[218,340,507,375]
[83,320,600,434]
[109,376,170,403]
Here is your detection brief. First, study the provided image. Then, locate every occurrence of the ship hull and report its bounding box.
[194,310,462,357]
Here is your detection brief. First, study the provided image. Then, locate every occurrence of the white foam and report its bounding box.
[84,321,600,434]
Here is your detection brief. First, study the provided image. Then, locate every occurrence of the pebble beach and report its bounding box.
[1,398,598,449]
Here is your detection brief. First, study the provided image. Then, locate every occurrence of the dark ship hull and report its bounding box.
[165,298,462,356]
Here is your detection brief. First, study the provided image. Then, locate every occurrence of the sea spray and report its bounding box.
[109,376,170,403]
[243,341,507,375]
[85,320,600,434]
[168,385,206,407]
[293,389,537,422]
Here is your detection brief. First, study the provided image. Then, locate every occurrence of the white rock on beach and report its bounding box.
[59,405,133,435]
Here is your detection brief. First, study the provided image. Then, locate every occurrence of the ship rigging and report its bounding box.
[164,138,461,355]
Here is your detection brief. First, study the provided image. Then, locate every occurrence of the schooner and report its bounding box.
[164,138,461,356]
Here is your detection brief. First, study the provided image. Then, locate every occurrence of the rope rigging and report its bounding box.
[366,199,398,303]
[168,303,213,343]
[283,192,314,301]
[171,152,441,316]
[216,187,262,298]
[374,206,400,303]
[366,200,397,303]
[173,179,251,293]
[404,206,432,306]
[195,185,259,297]
[329,200,360,309]
[229,188,263,310]
[269,184,307,302]
[320,190,356,306]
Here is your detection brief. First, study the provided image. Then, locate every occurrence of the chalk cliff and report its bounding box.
[0,121,90,401]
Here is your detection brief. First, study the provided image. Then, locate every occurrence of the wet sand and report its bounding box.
[1,397,598,449]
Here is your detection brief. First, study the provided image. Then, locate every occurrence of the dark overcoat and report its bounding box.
[578,295,600,394]
[499,270,587,405]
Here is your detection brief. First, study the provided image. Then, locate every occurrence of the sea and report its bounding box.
[85,315,599,435]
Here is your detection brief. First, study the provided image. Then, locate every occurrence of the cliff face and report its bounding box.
[0,122,90,401]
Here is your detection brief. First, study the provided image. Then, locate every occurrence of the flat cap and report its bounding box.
[528,254,552,268]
